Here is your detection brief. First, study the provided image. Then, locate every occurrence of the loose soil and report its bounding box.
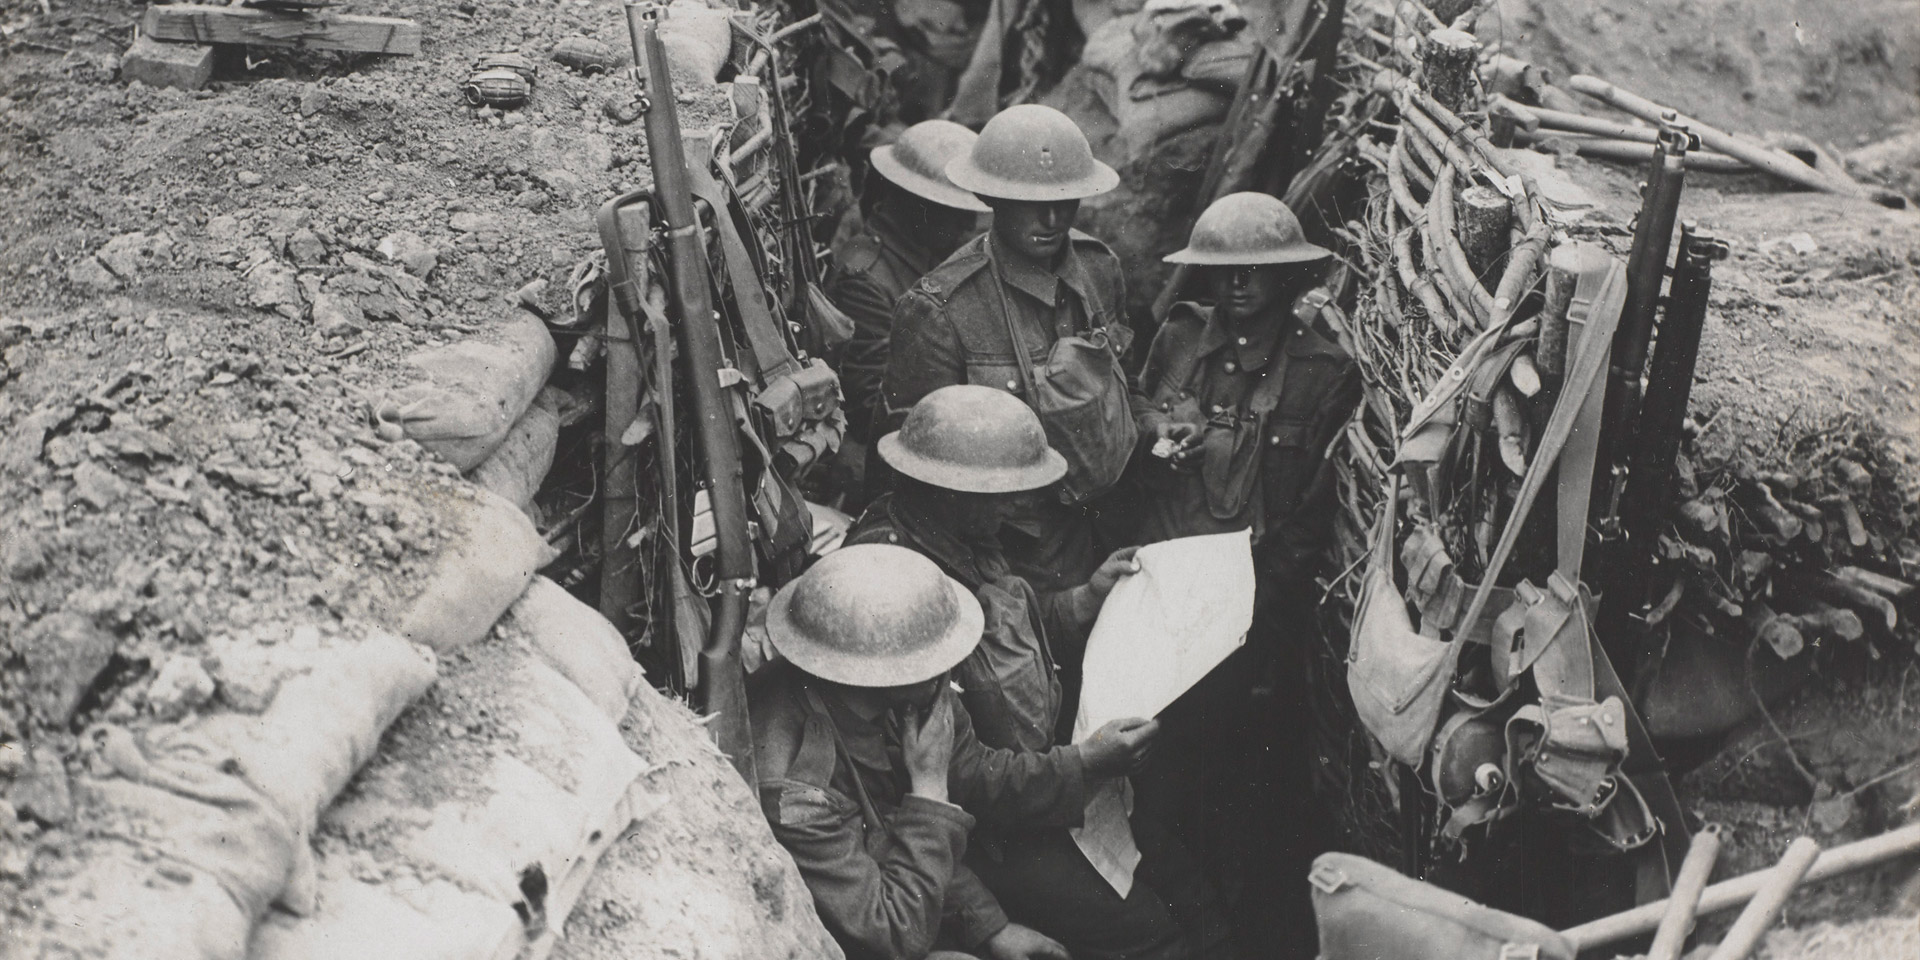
[0,0,819,951]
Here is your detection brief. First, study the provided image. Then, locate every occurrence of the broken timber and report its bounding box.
[140,5,422,56]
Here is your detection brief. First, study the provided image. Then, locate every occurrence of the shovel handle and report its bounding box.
[1703,836,1820,960]
[1647,825,1725,960]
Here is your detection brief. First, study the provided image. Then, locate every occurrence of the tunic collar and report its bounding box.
[987,232,1101,312]
[884,493,1010,588]
[1196,305,1289,373]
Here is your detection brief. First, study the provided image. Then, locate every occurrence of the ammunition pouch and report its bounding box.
[754,359,847,474]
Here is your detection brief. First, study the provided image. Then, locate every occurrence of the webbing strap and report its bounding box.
[686,158,801,384]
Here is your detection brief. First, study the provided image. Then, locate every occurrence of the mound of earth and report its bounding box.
[0,0,834,953]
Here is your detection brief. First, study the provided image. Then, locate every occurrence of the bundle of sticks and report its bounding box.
[1307,0,1919,866]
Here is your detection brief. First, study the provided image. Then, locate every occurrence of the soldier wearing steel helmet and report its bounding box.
[750,543,1160,960]
[1128,191,1361,958]
[830,120,990,459]
[882,104,1146,594]
[847,384,1243,960]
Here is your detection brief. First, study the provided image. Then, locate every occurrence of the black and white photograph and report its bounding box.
[2,0,1918,956]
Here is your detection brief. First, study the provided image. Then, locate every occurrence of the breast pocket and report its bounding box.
[965,356,1026,397]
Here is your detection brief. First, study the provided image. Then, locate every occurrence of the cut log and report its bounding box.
[1420,28,1480,116]
[121,35,215,91]
[1456,183,1510,280]
[140,5,422,56]
[1833,565,1914,600]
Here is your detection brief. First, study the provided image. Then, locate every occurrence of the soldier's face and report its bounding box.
[1210,264,1287,324]
[988,198,1080,262]
[882,675,946,713]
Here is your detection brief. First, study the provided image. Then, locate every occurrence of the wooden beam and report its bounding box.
[122,35,214,90]
[140,5,421,56]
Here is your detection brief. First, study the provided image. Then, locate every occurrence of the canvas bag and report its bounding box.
[987,242,1138,505]
[1310,853,1576,960]
[1346,475,1452,767]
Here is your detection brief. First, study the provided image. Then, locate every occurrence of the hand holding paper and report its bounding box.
[1069,529,1257,897]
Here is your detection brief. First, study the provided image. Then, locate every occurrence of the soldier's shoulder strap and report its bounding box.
[908,234,992,305]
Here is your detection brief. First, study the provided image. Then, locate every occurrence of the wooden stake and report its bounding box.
[1456,183,1510,281]
[1420,28,1480,116]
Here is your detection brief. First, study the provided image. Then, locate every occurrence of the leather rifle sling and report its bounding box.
[687,158,803,384]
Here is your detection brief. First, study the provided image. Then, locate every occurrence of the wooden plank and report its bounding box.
[140,5,421,56]
[121,35,214,90]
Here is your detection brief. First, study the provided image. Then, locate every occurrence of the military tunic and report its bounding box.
[883,231,1146,591]
[826,205,953,444]
[750,659,1090,960]
[1132,300,1360,585]
[847,493,1241,960]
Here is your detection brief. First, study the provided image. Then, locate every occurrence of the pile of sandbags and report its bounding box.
[251,577,650,960]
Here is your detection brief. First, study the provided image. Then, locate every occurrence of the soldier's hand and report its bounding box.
[1151,421,1202,469]
[1079,717,1161,779]
[985,922,1071,960]
[1087,546,1141,602]
[900,691,955,804]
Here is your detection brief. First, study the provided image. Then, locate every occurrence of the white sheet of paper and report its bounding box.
[1069,529,1257,896]
[1072,529,1257,741]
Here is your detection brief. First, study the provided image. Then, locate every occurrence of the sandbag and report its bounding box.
[467,386,562,520]
[256,630,644,960]
[394,488,555,653]
[554,683,844,960]
[375,312,555,471]
[249,870,523,960]
[508,575,644,725]
[17,835,261,960]
[197,629,438,863]
[655,0,731,85]
[9,630,439,960]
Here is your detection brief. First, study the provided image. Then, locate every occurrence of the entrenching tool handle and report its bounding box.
[1703,837,1820,960]
[1647,825,1725,960]
[1564,822,1920,952]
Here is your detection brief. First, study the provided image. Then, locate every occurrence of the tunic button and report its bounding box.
[1295,328,1306,336]
[1236,336,1248,346]
[1269,436,1281,447]
[1224,361,1238,373]
[1007,380,1018,391]
[1210,404,1225,415]
[888,533,899,543]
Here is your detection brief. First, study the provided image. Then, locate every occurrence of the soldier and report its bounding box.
[883,104,1143,593]
[1129,191,1361,958]
[829,119,989,507]
[849,383,1241,960]
[751,543,1161,960]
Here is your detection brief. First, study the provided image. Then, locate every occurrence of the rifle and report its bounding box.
[1591,223,1728,670]
[1588,116,1692,643]
[1149,0,1341,323]
[627,2,758,784]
